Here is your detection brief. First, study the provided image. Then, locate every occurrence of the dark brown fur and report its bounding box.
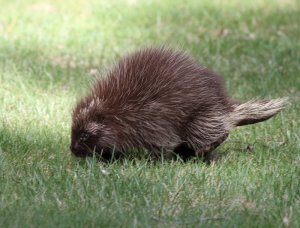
[70,47,286,159]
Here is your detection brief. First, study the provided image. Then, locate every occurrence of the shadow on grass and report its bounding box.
[0,123,71,164]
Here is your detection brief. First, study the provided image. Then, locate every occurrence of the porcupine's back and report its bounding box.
[93,48,229,118]
[88,48,230,148]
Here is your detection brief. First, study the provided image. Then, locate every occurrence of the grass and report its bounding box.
[0,0,300,227]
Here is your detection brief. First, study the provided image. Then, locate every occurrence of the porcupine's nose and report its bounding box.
[69,142,77,152]
[70,142,87,157]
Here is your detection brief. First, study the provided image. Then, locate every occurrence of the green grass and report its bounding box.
[0,0,300,227]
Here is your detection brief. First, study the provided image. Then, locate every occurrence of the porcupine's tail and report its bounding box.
[227,98,288,127]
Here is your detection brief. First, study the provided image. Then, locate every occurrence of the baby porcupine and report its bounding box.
[70,47,286,159]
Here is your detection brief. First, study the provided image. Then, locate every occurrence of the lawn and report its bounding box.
[0,0,299,227]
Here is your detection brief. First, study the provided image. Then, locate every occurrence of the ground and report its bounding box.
[0,0,299,227]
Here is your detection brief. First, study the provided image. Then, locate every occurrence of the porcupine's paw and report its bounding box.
[196,132,229,156]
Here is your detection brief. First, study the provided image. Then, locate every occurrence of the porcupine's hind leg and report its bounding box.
[185,113,229,156]
[195,132,229,155]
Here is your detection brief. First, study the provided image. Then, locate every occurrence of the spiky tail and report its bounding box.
[228,98,288,127]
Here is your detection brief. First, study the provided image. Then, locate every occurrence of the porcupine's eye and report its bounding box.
[79,132,89,142]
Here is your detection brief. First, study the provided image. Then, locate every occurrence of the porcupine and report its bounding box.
[70,47,286,159]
